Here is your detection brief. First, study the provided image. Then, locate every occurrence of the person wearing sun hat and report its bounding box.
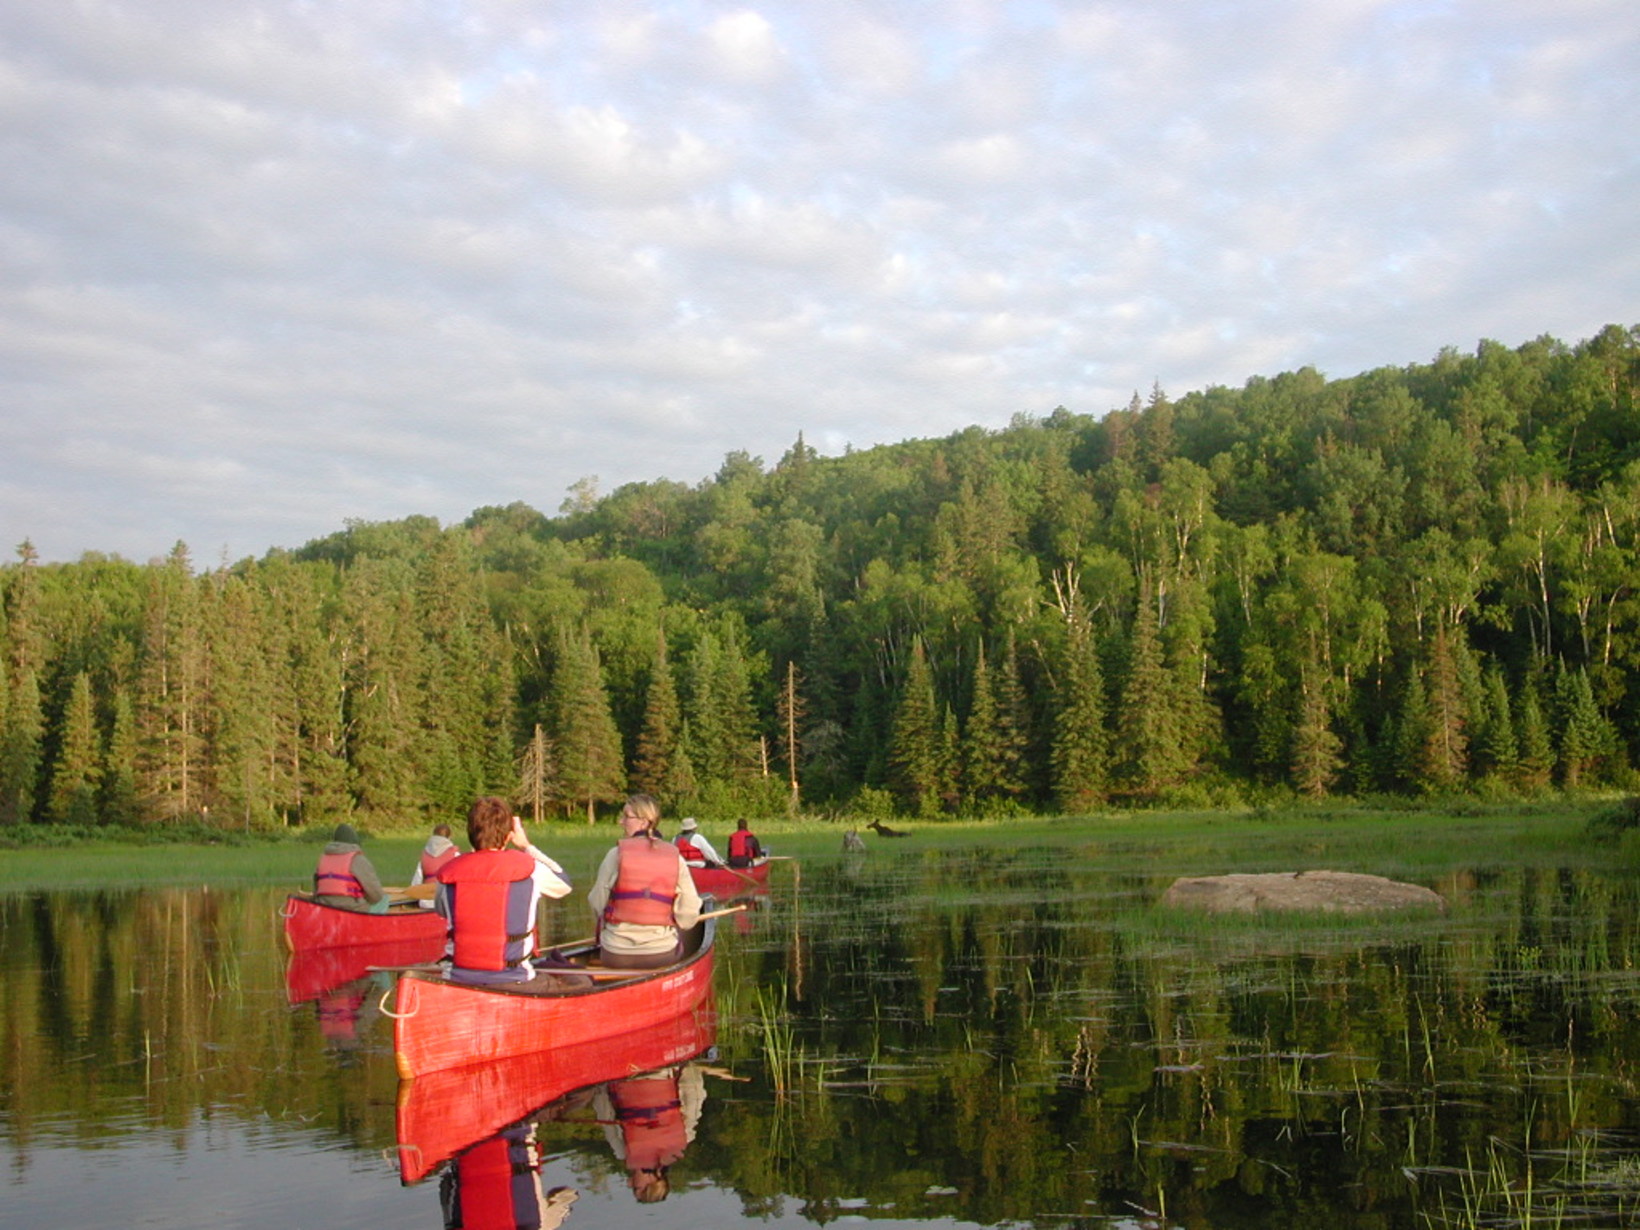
[672,816,725,869]
[312,821,388,913]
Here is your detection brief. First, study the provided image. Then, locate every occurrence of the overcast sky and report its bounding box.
[2,1,1635,565]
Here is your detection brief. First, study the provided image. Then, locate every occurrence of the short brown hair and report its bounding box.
[467,796,513,850]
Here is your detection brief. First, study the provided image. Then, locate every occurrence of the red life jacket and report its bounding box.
[728,829,759,864]
[603,837,680,927]
[453,1128,536,1229]
[419,844,458,881]
[674,832,708,867]
[610,1074,687,1171]
[439,849,538,972]
[313,850,364,899]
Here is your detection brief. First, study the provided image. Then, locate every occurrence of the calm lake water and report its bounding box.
[3,844,1639,1229]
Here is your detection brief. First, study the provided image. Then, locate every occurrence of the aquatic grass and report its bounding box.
[755,979,799,1096]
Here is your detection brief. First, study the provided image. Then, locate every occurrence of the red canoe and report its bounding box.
[281,893,449,952]
[390,916,717,1080]
[689,859,772,897]
[395,995,717,1184]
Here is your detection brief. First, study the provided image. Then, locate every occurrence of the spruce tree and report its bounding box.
[993,631,1033,802]
[546,624,626,822]
[209,577,279,830]
[1475,665,1519,782]
[961,640,1006,808]
[135,545,209,822]
[631,632,680,799]
[1422,622,1469,790]
[1115,571,1179,797]
[1289,662,1342,798]
[1556,665,1614,788]
[344,563,425,824]
[1051,615,1109,814]
[1514,686,1554,792]
[1391,670,1434,793]
[101,689,139,825]
[888,639,944,817]
[0,666,41,825]
[48,672,101,826]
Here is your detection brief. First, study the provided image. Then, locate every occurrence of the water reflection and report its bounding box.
[2,853,1639,1228]
[286,940,438,1051]
[438,1124,578,1230]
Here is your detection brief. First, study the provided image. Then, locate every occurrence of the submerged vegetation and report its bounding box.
[1,325,1638,835]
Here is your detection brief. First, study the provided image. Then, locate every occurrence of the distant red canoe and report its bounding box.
[395,995,717,1184]
[391,917,717,1080]
[282,893,449,952]
[689,859,772,897]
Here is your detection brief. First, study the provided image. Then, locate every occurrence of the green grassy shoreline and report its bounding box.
[0,798,1623,894]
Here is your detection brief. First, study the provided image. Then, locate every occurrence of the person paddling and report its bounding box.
[588,794,702,971]
[673,817,725,869]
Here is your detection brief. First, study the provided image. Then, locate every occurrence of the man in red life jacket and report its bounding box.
[312,823,387,913]
[587,794,702,971]
[672,816,724,869]
[409,822,460,909]
[435,797,572,986]
[726,818,765,869]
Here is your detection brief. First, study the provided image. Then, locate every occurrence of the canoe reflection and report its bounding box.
[396,996,717,1187]
[286,937,445,1046]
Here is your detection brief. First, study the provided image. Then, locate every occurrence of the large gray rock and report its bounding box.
[1160,870,1446,915]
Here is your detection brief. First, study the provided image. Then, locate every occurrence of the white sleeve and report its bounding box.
[526,845,573,899]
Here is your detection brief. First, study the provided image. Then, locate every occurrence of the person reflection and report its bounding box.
[593,1061,714,1203]
[439,1123,578,1230]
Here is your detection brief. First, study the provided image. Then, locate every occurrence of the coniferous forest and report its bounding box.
[4,325,1638,832]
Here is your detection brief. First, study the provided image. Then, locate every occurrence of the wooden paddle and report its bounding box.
[719,863,762,888]
[384,883,438,900]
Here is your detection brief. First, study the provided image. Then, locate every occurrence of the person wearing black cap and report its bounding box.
[312,822,388,913]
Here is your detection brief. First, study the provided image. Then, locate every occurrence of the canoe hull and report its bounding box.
[688,859,772,897]
[395,996,717,1184]
[392,918,716,1079]
[282,893,449,952]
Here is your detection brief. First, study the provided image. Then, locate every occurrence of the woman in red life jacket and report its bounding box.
[409,822,459,910]
[312,822,387,913]
[726,818,765,869]
[587,794,702,971]
[434,797,573,986]
[672,816,724,868]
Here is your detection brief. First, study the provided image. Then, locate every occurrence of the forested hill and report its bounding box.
[4,325,1638,831]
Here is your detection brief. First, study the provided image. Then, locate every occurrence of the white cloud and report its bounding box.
[0,0,1634,562]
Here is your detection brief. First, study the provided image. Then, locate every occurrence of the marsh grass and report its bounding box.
[0,798,1610,894]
